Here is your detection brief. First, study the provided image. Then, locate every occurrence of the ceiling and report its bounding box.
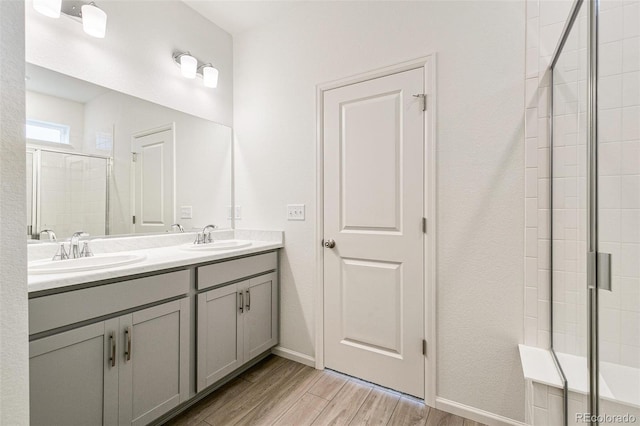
[182,1,303,35]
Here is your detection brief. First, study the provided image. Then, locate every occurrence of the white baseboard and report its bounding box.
[271,346,315,367]
[435,397,525,426]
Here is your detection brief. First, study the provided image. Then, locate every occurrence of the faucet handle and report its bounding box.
[52,243,69,261]
[80,241,94,258]
[171,223,184,233]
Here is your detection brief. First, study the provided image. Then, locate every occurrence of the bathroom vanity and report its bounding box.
[27,231,282,426]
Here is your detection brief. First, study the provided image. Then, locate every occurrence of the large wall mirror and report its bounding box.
[26,63,233,240]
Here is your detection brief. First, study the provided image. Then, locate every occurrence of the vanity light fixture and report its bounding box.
[172,51,219,89]
[33,0,108,39]
[201,65,219,88]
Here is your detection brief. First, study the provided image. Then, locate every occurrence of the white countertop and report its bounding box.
[28,230,283,294]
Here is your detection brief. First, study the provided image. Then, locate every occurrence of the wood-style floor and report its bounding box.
[166,355,486,426]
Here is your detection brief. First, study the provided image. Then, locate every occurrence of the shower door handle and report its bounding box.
[588,252,612,292]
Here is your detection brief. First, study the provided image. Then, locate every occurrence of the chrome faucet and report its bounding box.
[194,224,217,245]
[39,229,57,241]
[171,223,185,233]
[70,231,89,259]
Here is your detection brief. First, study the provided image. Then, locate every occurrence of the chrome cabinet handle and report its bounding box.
[324,239,336,249]
[109,333,116,368]
[239,292,244,313]
[125,327,132,362]
[246,290,251,311]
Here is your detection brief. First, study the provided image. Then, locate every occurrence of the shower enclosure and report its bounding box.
[27,147,111,240]
[550,0,640,424]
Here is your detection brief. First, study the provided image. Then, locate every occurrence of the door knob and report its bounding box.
[324,239,336,249]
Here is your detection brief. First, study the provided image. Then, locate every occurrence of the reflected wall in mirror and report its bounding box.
[26,63,233,239]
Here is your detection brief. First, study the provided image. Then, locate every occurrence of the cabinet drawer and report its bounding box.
[29,269,190,335]
[197,252,277,290]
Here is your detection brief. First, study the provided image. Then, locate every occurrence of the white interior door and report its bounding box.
[323,68,425,398]
[132,128,174,233]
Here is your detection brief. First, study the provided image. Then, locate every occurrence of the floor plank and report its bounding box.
[387,396,430,426]
[349,387,401,425]
[273,393,329,426]
[462,420,486,426]
[203,359,306,425]
[241,354,289,383]
[165,377,252,426]
[235,366,323,426]
[311,379,373,426]
[425,409,465,426]
[307,370,349,400]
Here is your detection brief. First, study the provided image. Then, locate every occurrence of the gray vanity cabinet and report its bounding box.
[29,319,119,426]
[30,291,189,426]
[196,270,278,392]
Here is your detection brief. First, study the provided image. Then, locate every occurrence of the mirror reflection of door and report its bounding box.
[131,126,175,234]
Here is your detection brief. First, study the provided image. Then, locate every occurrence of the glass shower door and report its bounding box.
[597,0,640,422]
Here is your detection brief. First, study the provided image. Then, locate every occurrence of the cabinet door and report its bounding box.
[118,299,189,426]
[243,272,278,362]
[196,282,244,392]
[30,319,119,426]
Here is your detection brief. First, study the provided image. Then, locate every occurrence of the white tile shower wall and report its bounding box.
[38,153,107,238]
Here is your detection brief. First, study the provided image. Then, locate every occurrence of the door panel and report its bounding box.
[341,91,401,231]
[196,283,243,392]
[323,68,425,398]
[341,258,402,355]
[29,319,118,426]
[119,299,187,426]
[132,128,174,233]
[243,272,278,362]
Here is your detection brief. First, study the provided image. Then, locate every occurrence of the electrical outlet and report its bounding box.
[235,206,242,220]
[287,204,305,221]
[180,206,193,219]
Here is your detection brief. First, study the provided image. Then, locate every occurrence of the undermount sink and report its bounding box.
[29,253,147,275]
[182,239,252,251]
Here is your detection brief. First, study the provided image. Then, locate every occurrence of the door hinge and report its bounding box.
[422,339,427,356]
[422,217,427,234]
[132,215,136,225]
[413,94,427,111]
[132,152,137,162]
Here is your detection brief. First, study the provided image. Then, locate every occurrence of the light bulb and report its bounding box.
[33,0,61,18]
[202,66,219,88]
[180,54,197,79]
[81,4,107,38]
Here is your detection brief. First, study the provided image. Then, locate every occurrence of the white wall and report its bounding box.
[0,0,29,424]
[26,0,233,126]
[233,1,525,422]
